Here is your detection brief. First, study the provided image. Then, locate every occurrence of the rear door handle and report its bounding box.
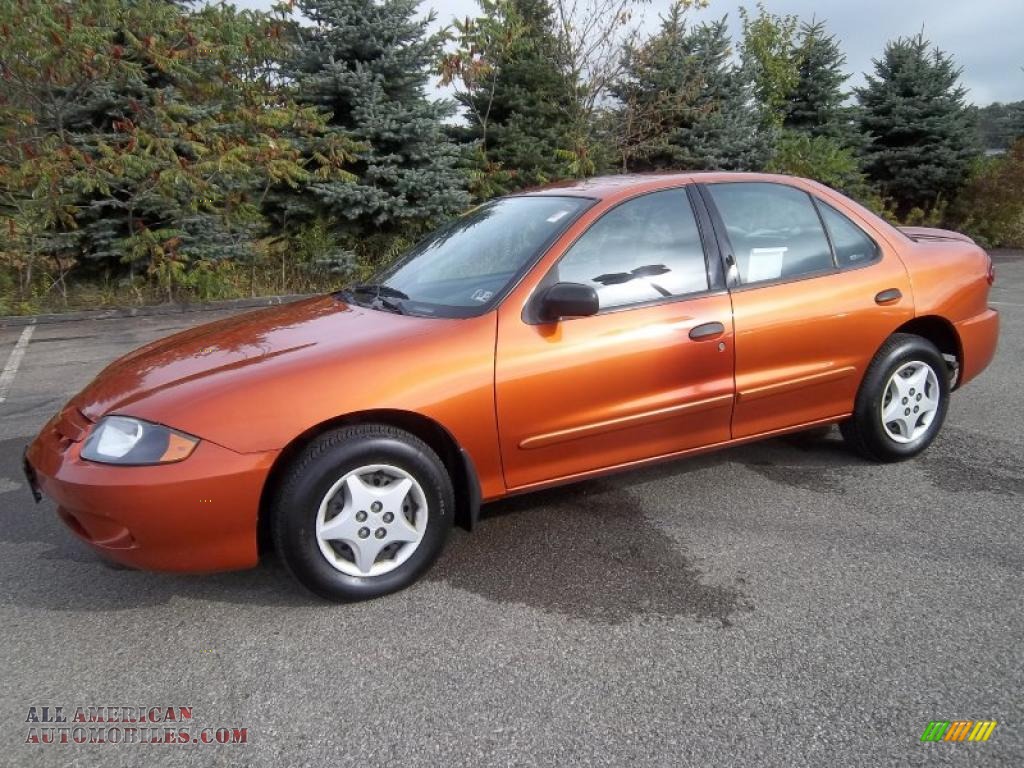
[875,288,902,304]
[689,321,725,340]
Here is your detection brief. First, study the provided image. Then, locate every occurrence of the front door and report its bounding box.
[495,187,736,490]
[701,180,914,438]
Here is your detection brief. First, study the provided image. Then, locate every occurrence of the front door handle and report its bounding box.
[689,321,725,340]
[875,288,902,304]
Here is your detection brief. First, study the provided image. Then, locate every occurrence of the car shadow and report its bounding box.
[4,425,1015,616]
[0,429,851,617]
[428,428,862,625]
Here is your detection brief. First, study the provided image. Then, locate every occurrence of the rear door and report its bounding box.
[700,181,914,438]
[494,186,736,490]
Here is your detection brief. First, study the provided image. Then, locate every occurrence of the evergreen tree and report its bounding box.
[769,19,868,200]
[785,20,850,139]
[0,0,351,302]
[857,33,978,216]
[608,4,696,172]
[612,12,769,172]
[447,0,574,192]
[289,0,469,235]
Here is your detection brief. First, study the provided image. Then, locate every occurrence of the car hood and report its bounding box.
[74,295,439,423]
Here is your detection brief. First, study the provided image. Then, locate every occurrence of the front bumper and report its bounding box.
[25,408,278,572]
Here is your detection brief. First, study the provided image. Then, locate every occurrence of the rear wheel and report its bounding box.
[270,424,453,601]
[840,333,950,462]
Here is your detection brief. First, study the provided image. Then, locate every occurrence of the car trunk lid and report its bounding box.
[898,226,977,245]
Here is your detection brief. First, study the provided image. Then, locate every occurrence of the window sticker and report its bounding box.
[747,247,786,282]
[470,289,494,303]
[546,209,571,223]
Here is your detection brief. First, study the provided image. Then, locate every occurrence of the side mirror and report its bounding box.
[538,282,599,322]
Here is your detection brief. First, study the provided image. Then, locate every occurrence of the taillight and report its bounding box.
[987,256,995,286]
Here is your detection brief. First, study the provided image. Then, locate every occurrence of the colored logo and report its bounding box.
[920,720,997,742]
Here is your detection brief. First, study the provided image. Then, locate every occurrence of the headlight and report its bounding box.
[80,416,199,465]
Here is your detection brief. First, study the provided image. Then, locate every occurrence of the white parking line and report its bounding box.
[0,324,35,403]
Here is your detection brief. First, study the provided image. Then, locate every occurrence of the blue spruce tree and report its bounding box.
[290,0,470,235]
[857,34,978,216]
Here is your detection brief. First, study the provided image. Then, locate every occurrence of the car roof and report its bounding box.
[518,171,812,203]
[514,171,910,249]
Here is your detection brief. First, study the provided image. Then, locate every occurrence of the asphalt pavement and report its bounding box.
[1,254,1021,767]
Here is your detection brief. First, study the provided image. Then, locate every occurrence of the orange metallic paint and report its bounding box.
[495,294,735,489]
[956,309,999,386]
[69,296,506,499]
[28,425,275,571]
[25,172,999,574]
[723,176,915,437]
[728,257,915,437]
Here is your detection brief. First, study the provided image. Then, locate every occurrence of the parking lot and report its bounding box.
[1,252,1021,767]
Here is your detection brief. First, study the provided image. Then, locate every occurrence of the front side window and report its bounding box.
[548,188,709,311]
[707,182,835,285]
[818,202,881,268]
[354,196,591,318]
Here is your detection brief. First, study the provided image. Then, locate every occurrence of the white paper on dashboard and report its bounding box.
[747,247,787,282]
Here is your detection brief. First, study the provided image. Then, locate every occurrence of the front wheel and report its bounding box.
[840,333,950,462]
[270,424,454,601]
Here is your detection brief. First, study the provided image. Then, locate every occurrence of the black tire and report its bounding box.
[270,424,453,601]
[840,333,950,462]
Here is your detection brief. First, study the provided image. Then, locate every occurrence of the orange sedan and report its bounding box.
[24,173,999,600]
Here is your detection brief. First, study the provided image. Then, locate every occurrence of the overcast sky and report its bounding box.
[232,0,1024,105]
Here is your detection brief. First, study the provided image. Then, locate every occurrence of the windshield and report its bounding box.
[347,196,592,318]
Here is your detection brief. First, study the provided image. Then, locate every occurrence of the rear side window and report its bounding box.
[817,202,880,268]
[551,188,709,311]
[707,182,835,285]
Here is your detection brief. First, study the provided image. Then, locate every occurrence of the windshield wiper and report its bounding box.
[376,296,407,315]
[342,283,409,315]
[351,283,410,301]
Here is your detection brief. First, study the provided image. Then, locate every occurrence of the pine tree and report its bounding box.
[857,33,978,216]
[612,12,769,172]
[768,19,870,201]
[289,0,469,234]
[785,20,850,139]
[448,0,575,192]
[64,3,254,284]
[0,0,350,303]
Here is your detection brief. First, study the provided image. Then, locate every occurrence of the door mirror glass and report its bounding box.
[538,282,600,321]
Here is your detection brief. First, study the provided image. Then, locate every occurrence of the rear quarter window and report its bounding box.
[817,201,881,268]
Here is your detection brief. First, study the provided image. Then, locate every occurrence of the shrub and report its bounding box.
[953,140,1024,248]
[767,131,881,208]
